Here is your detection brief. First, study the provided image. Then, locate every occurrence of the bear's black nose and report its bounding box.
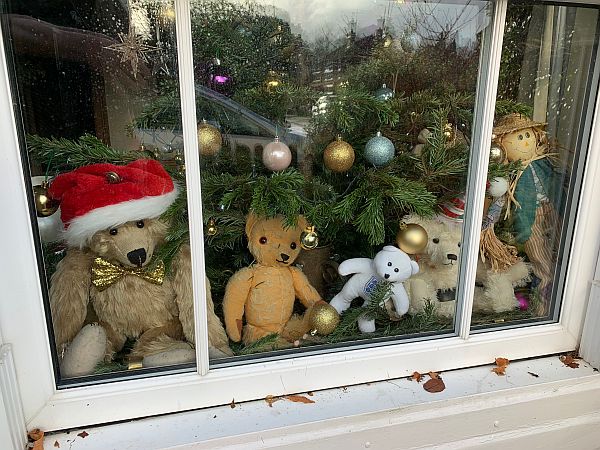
[384,273,390,279]
[447,253,458,261]
[127,248,147,266]
[280,253,290,262]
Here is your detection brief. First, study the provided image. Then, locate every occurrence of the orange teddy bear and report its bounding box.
[223,212,323,345]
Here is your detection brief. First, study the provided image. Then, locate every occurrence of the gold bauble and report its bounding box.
[489,146,506,163]
[33,181,59,217]
[198,121,222,156]
[206,218,218,236]
[443,123,455,141]
[105,171,121,183]
[323,136,355,173]
[309,303,340,336]
[396,222,428,254]
[300,226,319,250]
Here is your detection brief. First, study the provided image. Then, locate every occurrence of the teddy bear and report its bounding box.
[329,246,419,333]
[48,159,232,378]
[222,212,327,346]
[412,126,467,156]
[405,215,530,319]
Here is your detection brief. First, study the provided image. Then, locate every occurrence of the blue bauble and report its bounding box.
[374,84,394,101]
[364,132,395,166]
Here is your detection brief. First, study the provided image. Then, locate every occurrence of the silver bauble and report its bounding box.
[364,132,395,167]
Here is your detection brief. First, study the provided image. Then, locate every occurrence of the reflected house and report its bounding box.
[310,19,385,97]
[5,3,160,151]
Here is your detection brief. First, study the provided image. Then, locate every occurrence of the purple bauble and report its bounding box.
[516,292,529,311]
[262,137,292,171]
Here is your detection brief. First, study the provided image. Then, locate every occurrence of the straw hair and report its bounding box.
[493,113,546,138]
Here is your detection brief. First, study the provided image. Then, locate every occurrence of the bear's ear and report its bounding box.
[382,245,399,253]
[401,215,422,226]
[297,215,309,232]
[410,260,419,275]
[245,211,260,237]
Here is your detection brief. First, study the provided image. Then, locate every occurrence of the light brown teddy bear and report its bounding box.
[223,213,323,345]
[48,160,232,378]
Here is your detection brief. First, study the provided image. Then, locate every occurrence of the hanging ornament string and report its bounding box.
[504,148,559,220]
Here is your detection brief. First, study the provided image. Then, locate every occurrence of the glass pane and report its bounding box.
[3,0,202,383]
[471,2,600,329]
[181,0,492,361]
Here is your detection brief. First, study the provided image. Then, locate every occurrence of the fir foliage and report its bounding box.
[27,134,144,173]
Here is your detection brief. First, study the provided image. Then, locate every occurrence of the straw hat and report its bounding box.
[492,113,546,138]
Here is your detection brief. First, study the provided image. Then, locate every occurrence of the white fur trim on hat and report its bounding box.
[64,185,178,248]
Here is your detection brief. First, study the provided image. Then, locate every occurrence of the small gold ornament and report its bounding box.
[266,70,281,89]
[206,218,218,236]
[127,359,144,370]
[174,150,185,175]
[396,222,428,254]
[309,303,340,336]
[105,171,121,184]
[489,146,506,163]
[198,120,222,156]
[32,180,59,217]
[323,136,355,173]
[443,123,455,141]
[300,226,319,250]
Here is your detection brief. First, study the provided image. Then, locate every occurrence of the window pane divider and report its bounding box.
[455,0,507,340]
[175,0,210,376]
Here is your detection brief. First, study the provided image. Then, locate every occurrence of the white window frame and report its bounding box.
[1,0,600,432]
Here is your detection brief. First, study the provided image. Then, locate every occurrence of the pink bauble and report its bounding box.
[516,292,529,311]
[262,138,292,171]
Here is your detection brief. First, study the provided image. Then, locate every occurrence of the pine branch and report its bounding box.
[27,134,142,172]
[333,168,436,245]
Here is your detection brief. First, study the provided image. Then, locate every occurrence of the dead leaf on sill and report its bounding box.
[230,398,236,409]
[265,395,282,407]
[77,431,89,439]
[28,429,44,450]
[492,357,510,376]
[560,355,580,369]
[54,440,60,448]
[284,394,315,404]
[428,371,440,379]
[410,371,423,382]
[423,376,445,393]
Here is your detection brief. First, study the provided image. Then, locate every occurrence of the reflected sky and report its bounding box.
[226,0,489,46]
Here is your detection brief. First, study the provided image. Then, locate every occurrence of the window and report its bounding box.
[1,0,600,431]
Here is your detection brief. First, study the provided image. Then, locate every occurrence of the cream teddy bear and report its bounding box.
[329,246,419,333]
[405,216,530,318]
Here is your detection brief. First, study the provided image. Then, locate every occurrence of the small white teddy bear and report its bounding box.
[329,246,419,333]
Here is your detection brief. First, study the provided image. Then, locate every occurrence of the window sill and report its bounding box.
[46,356,600,449]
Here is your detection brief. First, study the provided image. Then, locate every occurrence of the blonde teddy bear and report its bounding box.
[222,213,327,345]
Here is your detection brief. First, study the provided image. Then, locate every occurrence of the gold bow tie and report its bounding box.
[91,257,165,291]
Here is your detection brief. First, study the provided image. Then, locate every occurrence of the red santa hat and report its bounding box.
[48,159,177,247]
[438,194,465,226]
